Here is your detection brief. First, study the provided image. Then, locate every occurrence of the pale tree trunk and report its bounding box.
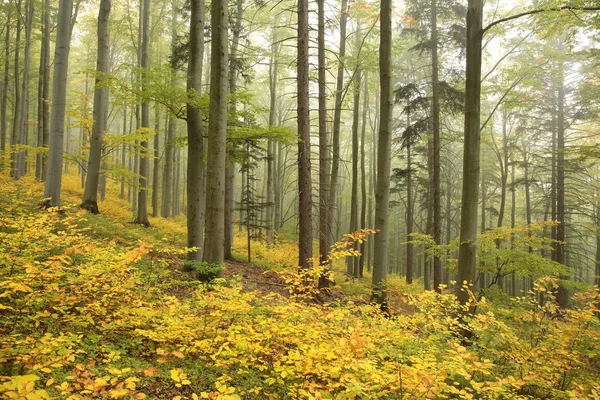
[456,0,483,306]
[406,108,414,284]
[0,11,9,154]
[36,9,45,180]
[328,0,349,246]
[10,0,22,179]
[555,52,569,309]
[202,0,228,265]
[479,168,486,290]
[186,0,205,260]
[120,107,127,199]
[347,67,361,277]
[431,0,442,293]
[81,0,111,214]
[359,72,368,278]
[20,0,34,177]
[135,0,150,226]
[152,105,160,217]
[372,0,392,307]
[297,0,312,270]
[224,0,243,261]
[163,4,178,218]
[44,0,76,205]
[267,29,280,247]
[510,155,516,296]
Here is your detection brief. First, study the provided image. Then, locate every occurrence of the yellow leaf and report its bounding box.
[46,378,55,387]
[40,368,52,373]
[170,369,180,382]
[172,351,185,359]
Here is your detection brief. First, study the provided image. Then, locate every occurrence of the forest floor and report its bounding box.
[1,171,600,399]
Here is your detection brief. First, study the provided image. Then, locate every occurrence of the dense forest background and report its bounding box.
[1,0,600,398]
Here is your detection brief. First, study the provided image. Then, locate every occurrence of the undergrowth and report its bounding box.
[0,173,599,399]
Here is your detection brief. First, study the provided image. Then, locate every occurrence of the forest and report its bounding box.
[1,0,600,398]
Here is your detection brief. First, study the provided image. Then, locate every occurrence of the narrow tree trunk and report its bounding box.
[431,0,442,293]
[510,155,516,296]
[152,105,160,217]
[202,0,228,265]
[406,108,414,284]
[359,72,368,278]
[135,0,151,226]
[328,0,349,246]
[456,0,483,306]
[44,0,75,206]
[36,10,46,180]
[297,0,312,270]
[0,11,9,154]
[41,0,50,180]
[347,67,361,277]
[556,55,568,308]
[224,0,243,261]
[267,32,279,246]
[10,0,22,179]
[186,0,205,260]
[81,0,111,214]
[120,107,127,199]
[372,0,392,307]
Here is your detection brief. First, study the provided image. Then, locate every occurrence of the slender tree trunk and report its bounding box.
[152,105,160,217]
[456,0,483,306]
[81,0,111,214]
[479,168,486,290]
[510,155,516,296]
[44,0,75,205]
[120,107,127,199]
[267,32,279,246]
[348,67,361,277]
[186,0,205,260]
[556,56,568,308]
[36,10,45,180]
[328,0,349,246]
[372,0,392,307]
[431,0,442,293]
[359,72,368,278]
[406,108,414,284]
[202,0,228,265]
[224,0,243,261]
[0,11,9,155]
[41,0,50,180]
[297,0,312,270]
[10,0,22,179]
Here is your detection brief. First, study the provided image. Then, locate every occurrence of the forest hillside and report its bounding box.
[0,172,599,399]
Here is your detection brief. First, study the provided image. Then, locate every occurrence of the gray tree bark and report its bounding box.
[186,0,206,260]
[44,0,76,205]
[297,0,312,270]
[431,0,442,293]
[202,0,228,265]
[456,0,483,306]
[81,0,111,214]
[0,11,9,154]
[134,0,151,226]
[372,0,393,307]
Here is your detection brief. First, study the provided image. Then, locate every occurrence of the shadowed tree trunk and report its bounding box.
[406,107,414,284]
[347,67,361,277]
[359,72,368,278]
[152,105,160,217]
[297,0,312,270]
[0,11,9,154]
[10,0,22,179]
[328,0,348,247]
[44,0,77,206]
[372,0,392,307]
[81,0,111,214]
[456,0,483,306]
[203,0,228,265]
[134,0,151,226]
[431,0,442,293]
[187,0,205,260]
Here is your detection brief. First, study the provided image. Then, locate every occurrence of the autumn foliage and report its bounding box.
[1,174,599,399]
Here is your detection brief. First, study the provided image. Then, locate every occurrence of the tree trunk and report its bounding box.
[267,31,279,246]
[81,0,111,214]
[224,0,243,261]
[456,0,483,306]
[186,0,205,260]
[152,105,160,217]
[36,8,45,180]
[359,72,368,279]
[555,54,568,308]
[297,0,312,270]
[347,67,361,277]
[135,0,151,226]
[406,108,414,284]
[328,0,349,246]
[202,0,228,265]
[120,107,127,199]
[41,0,50,181]
[372,0,392,307]
[44,0,75,206]
[431,0,442,293]
[10,0,22,179]
[0,11,9,154]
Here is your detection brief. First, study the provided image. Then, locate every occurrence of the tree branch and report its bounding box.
[482,6,600,36]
